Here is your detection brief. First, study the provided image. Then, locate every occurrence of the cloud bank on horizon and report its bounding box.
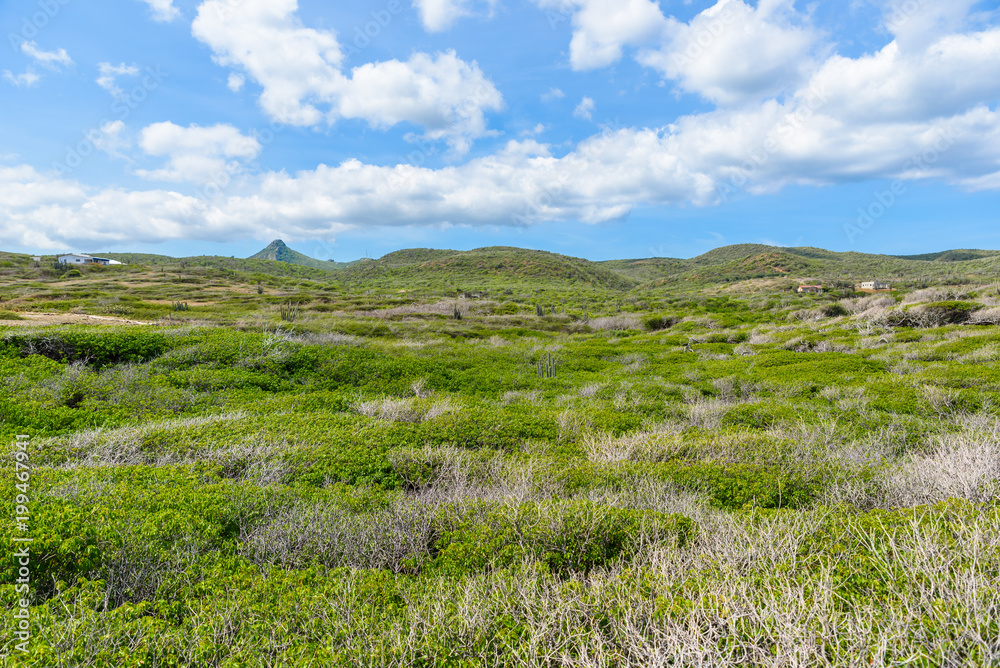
[2,0,1000,251]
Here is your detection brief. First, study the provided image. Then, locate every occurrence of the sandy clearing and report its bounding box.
[0,312,152,326]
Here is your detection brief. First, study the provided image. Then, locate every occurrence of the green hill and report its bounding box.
[377,248,460,266]
[248,239,366,270]
[248,239,340,270]
[339,246,638,291]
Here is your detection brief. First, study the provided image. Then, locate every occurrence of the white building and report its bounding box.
[859,280,891,291]
[57,254,121,266]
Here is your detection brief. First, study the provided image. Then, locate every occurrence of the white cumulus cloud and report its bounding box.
[138,0,181,22]
[5,8,1000,249]
[573,96,595,120]
[639,0,823,106]
[885,0,981,52]
[536,0,669,70]
[413,0,498,31]
[21,42,73,70]
[136,122,262,184]
[3,70,40,87]
[541,87,565,102]
[96,62,140,98]
[191,0,502,153]
[93,121,133,160]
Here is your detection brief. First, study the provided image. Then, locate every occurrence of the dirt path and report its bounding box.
[0,312,152,326]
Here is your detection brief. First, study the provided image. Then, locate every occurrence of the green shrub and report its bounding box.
[918,300,980,325]
[0,500,116,599]
[3,328,170,368]
[644,315,678,331]
[821,303,849,317]
[642,461,823,509]
[430,500,695,575]
[720,402,798,430]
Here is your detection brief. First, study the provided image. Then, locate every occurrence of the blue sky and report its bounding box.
[1,0,999,261]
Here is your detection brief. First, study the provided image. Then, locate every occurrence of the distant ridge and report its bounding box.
[892,249,1000,262]
[50,242,1000,288]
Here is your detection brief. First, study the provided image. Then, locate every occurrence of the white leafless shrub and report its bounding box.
[556,410,591,441]
[351,396,424,422]
[746,330,774,345]
[952,344,1000,364]
[613,353,647,371]
[582,429,686,464]
[350,396,454,422]
[240,498,437,572]
[583,477,710,521]
[856,333,892,349]
[588,314,643,331]
[423,398,456,421]
[903,287,970,304]
[293,331,359,346]
[411,377,432,398]
[390,338,431,348]
[685,398,728,429]
[879,437,1000,506]
[501,389,541,405]
[680,315,721,329]
[922,384,962,417]
[37,412,251,469]
[388,446,559,504]
[812,339,853,353]
[968,306,1000,325]
[361,299,474,319]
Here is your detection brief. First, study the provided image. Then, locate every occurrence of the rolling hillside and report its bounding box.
[9,243,1000,294]
[603,244,1000,288]
[337,246,639,291]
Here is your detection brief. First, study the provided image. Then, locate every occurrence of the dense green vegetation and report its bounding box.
[0,244,998,666]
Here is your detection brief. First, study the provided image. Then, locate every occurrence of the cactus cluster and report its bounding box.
[536,352,558,378]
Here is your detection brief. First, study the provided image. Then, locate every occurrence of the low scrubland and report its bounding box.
[0,257,998,666]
